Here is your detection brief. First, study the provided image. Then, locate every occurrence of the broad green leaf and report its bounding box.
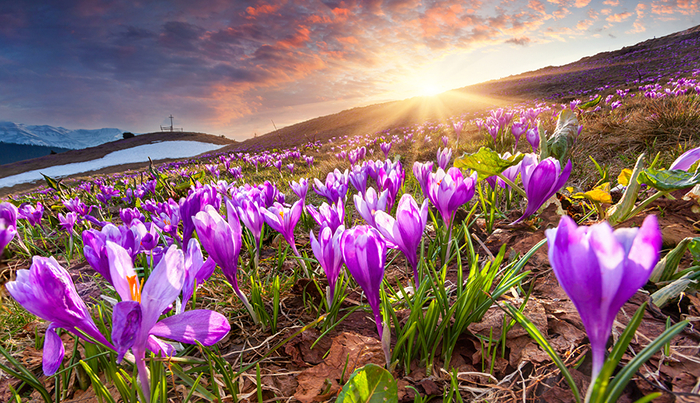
[454,147,524,177]
[580,94,603,109]
[337,364,398,403]
[618,169,633,186]
[637,168,700,191]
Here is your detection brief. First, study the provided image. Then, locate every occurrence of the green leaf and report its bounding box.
[649,237,691,282]
[580,94,603,109]
[41,173,63,192]
[337,364,398,403]
[637,168,700,191]
[454,147,524,177]
[605,321,688,403]
[687,238,700,264]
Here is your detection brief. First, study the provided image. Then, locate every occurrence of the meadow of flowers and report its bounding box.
[1,63,700,403]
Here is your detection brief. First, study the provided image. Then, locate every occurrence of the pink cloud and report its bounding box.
[603,0,620,6]
[606,11,633,21]
[651,0,699,15]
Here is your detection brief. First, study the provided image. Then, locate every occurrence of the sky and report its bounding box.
[0,1,698,141]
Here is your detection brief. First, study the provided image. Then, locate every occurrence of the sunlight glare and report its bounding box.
[421,84,442,97]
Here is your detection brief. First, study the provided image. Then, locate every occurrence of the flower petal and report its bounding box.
[43,324,65,375]
[111,301,142,363]
[140,245,185,332]
[106,241,138,302]
[150,310,231,346]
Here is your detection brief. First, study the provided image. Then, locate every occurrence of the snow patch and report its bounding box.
[0,141,225,189]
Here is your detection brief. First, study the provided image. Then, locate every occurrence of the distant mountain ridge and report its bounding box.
[0,121,123,149]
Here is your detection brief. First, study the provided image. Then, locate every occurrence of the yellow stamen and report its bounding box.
[127,275,144,303]
[279,211,284,218]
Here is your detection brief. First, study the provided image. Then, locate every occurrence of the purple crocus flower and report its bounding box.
[181,238,217,311]
[290,178,309,201]
[0,202,17,253]
[354,187,389,228]
[453,121,464,140]
[6,256,113,375]
[63,196,91,216]
[348,164,369,194]
[180,185,220,248]
[18,202,43,227]
[83,224,140,282]
[374,194,429,288]
[262,200,306,274]
[58,212,78,235]
[437,147,452,170]
[427,167,477,227]
[106,242,230,400]
[376,161,405,209]
[546,215,661,380]
[97,185,120,205]
[193,203,242,289]
[119,207,144,227]
[307,202,345,233]
[413,161,434,197]
[669,146,700,171]
[380,142,392,158]
[0,217,16,254]
[310,225,345,302]
[313,169,349,205]
[340,225,387,339]
[235,198,265,249]
[526,127,540,151]
[511,119,529,149]
[1,202,18,228]
[512,154,572,224]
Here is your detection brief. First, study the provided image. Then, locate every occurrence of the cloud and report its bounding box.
[606,11,633,21]
[602,0,619,6]
[0,0,695,139]
[651,0,700,15]
[628,3,648,33]
[504,36,532,45]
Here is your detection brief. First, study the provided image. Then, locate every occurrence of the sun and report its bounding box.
[421,84,442,97]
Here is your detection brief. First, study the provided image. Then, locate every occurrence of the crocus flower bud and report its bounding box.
[526,127,540,151]
[512,154,572,224]
[310,225,345,302]
[545,215,661,380]
[340,225,387,339]
[669,146,700,171]
[427,167,477,227]
[374,194,429,287]
[412,161,434,198]
[437,148,452,170]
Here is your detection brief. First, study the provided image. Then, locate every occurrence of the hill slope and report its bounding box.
[229,24,700,152]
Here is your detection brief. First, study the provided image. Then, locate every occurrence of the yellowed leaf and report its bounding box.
[618,168,633,186]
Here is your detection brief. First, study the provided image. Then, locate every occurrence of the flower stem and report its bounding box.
[497,173,526,198]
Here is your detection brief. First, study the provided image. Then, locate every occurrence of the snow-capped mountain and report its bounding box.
[0,121,124,149]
